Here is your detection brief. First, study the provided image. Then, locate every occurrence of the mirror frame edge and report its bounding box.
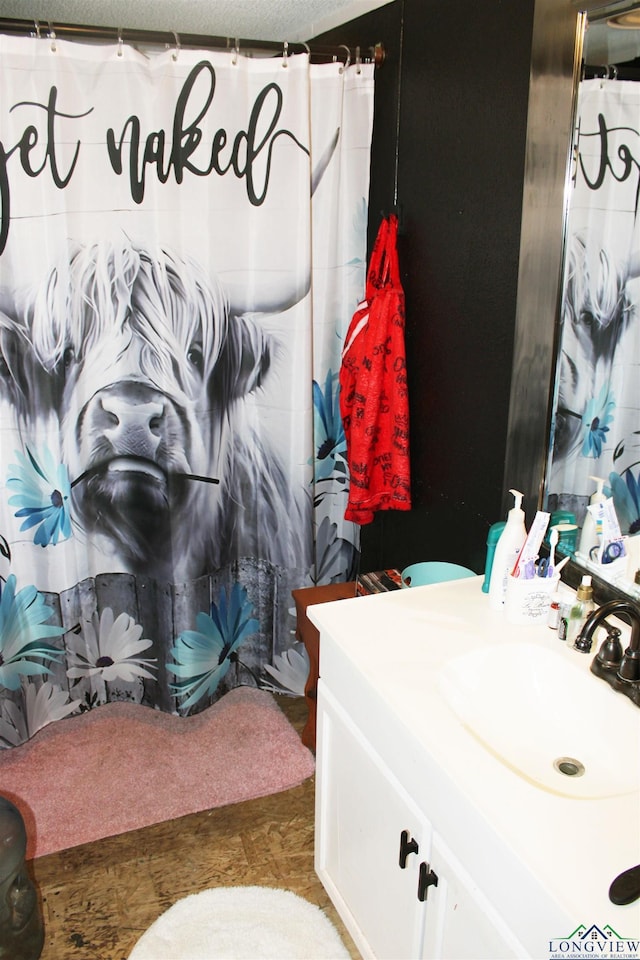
[502,0,585,525]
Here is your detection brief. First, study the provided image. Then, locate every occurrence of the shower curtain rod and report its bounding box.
[0,17,385,67]
[583,62,640,80]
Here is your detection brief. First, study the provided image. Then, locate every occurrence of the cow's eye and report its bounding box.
[62,346,76,369]
[187,342,204,374]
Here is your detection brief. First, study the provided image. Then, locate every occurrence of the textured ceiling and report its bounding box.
[3,2,636,61]
[0,0,395,42]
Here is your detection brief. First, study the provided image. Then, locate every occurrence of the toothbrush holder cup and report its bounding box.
[504,573,560,625]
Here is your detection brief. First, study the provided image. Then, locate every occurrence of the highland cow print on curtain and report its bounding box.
[0,33,373,746]
[546,78,640,588]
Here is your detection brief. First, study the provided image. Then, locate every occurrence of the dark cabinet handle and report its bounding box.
[609,864,640,905]
[399,829,419,868]
[417,862,439,901]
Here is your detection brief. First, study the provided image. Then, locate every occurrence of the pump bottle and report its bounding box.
[488,490,527,609]
[567,575,595,648]
[578,477,606,558]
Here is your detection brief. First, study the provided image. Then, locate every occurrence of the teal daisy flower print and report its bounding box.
[581,385,615,459]
[313,369,347,483]
[0,574,65,691]
[609,467,640,536]
[7,447,72,547]
[167,583,259,711]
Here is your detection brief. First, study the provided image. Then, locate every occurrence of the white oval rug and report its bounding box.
[128,885,350,960]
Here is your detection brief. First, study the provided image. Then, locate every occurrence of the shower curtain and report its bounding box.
[0,33,373,746]
[546,78,640,574]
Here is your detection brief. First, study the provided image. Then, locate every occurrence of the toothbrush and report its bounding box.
[547,527,558,577]
[512,510,550,578]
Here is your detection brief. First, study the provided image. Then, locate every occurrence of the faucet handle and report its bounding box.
[596,623,623,668]
[618,646,640,683]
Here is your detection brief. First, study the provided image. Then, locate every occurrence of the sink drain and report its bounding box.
[554,757,585,778]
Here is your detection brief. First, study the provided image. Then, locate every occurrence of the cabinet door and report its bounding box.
[422,832,525,960]
[316,686,433,960]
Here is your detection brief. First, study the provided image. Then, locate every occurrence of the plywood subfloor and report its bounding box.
[30,695,361,960]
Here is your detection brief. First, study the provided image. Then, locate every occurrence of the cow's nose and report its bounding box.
[100,393,164,459]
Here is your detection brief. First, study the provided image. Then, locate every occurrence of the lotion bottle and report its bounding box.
[488,489,527,609]
[578,476,606,558]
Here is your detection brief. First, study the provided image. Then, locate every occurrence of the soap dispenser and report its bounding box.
[578,476,606,558]
[488,490,527,609]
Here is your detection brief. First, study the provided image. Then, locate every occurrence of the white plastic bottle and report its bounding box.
[488,489,527,609]
[578,476,606,559]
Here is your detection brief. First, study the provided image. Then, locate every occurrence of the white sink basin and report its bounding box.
[437,642,640,798]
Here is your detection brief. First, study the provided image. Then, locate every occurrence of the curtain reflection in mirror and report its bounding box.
[546,77,640,594]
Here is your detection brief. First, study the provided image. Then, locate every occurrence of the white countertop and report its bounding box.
[309,577,640,958]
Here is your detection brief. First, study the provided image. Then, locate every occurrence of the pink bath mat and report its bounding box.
[0,686,314,859]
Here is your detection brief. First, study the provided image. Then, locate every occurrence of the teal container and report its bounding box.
[548,511,578,554]
[482,521,507,593]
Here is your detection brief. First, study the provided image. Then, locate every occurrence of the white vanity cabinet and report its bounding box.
[311,579,640,960]
[315,685,430,958]
[315,682,522,960]
[422,831,520,960]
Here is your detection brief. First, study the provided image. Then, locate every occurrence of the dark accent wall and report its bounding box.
[320,0,536,575]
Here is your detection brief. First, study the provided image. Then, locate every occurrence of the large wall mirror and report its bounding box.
[504,0,640,606]
[545,2,640,600]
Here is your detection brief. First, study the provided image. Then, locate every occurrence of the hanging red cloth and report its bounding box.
[339,214,411,525]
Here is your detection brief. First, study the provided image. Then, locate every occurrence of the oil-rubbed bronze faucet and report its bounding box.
[577,600,640,707]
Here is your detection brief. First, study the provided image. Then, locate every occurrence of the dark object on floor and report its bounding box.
[0,795,44,959]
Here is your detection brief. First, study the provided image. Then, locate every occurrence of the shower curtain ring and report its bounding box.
[167,31,180,61]
[33,19,41,39]
[338,45,351,73]
[232,38,239,65]
[355,45,362,74]
[282,40,289,67]
[117,28,123,57]
[47,22,57,52]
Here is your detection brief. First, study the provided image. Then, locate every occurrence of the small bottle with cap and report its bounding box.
[578,476,606,558]
[547,592,560,630]
[567,575,594,649]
